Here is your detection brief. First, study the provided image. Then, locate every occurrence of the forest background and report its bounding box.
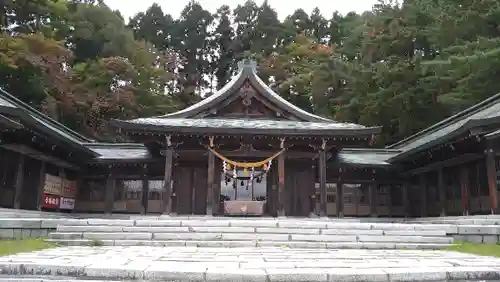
[1,0,499,145]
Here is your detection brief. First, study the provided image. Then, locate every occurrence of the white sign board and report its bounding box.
[44,174,62,195]
[59,197,75,210]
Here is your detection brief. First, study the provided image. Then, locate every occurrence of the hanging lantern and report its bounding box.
[240,180,244,187]
[223,160,227,174]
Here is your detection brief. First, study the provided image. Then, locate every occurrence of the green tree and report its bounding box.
[212,5,235,90]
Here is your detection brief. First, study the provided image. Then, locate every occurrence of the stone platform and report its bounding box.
[1,246,500,281]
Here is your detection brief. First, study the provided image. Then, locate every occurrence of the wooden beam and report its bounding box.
[401,153,483,176]
[1,144,81,171]
[175,148,319,159]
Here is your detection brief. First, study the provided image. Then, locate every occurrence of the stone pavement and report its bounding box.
[1,246,500,281]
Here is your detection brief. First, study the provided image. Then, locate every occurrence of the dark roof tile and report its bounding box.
[114,117,380,136]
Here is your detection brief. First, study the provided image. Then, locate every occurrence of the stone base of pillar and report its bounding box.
[277,210,285,217]
[308,212,318,218]
[337,212,344,218]
[206,206,213,216]
[440,209,446,217]
[370,213,378,218]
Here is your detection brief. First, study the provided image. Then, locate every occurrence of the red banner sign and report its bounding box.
[42,194,60,209]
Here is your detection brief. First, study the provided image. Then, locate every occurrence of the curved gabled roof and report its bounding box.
[161,60,333,122]
[387,92,500,161]
[0,88,98,157]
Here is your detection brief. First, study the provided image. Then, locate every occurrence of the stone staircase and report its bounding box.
[46,217,454,249]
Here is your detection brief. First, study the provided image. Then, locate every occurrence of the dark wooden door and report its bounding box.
[266,167,277,216]
[193,166,208,215]
[295,167,315,217]
[175,166,193,215]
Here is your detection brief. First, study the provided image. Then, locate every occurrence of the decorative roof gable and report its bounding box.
[162,60,332,122]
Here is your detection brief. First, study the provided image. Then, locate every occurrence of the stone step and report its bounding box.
[54,225,447,236]
[49,232,453,244]
[1,246,497,282]
[55,218,459,232]
[45,239,452,249]
[0,278,118,282]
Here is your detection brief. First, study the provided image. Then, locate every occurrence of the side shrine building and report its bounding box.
[1,60,500,218]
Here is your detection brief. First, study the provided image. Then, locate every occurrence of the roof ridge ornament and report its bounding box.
[238,59,258,73]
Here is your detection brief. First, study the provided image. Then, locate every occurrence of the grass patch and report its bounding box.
[0,238,55,256]
[447,240,500,257]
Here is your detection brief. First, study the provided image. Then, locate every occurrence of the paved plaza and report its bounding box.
[0,246,500,281]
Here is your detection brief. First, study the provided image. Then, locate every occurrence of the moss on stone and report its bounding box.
[0,238,55,256]
[447,240,500,257]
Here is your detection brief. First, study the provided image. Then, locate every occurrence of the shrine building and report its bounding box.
[0,60,499,218]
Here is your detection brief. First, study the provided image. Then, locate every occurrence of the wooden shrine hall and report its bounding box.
[2,60,500,218]
[111,60,382,217]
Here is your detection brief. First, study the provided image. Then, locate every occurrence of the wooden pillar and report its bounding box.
[437,168,447,216]
[318,140,327,217]
[13,154,25,209]
[73,176,83,214]
[310,194,317,217]
[402,181,410,217]
[308,165,317,217]
[57,168,65,212]
[141,165,149,215]
[277,138,286,217]
[36,162,46,211]
[206,136,215,216]
[460,165,469,216]
[486,145,498,214]
[336,182,344,218]
[369,183,378,217]
[104,168,115,214]
[213,160,221,216]
[387,185,393,218]
[354,184,359,216]
[420,174,428,217]
[162,135,174,215]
